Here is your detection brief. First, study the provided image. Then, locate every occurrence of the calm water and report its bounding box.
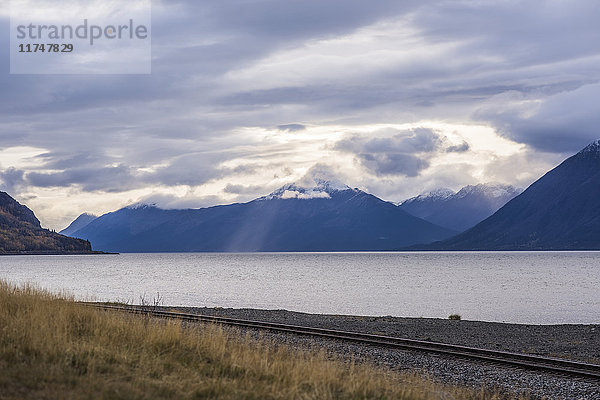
[1,252,599,324]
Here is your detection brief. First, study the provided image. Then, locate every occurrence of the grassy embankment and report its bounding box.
[0,281,519,399]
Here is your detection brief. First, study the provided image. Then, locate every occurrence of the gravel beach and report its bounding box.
[168,306,600,399]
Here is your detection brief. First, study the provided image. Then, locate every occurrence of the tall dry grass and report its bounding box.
[0,280,518,399]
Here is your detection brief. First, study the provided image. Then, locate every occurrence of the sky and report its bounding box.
[1,0,600,230]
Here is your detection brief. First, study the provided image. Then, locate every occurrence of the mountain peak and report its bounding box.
[312,178,351,192]
[455,183,521,199]
[415,188,455,201]
[398,183,521,232]
[66,181,455,252]
[427,142,600,250]
[0,191,91,253]
[578,139,600,156]
[59,212,98,237]
[261,179,353,200]
[125,203,159,210]
[0,191,41,228]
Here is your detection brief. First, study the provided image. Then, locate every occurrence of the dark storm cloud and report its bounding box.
[475,84,600,153]
[22,153,228,191]
[357,153,429,177]
[27,165,140,192]
[9,150,229,192]
[335,128,443,177]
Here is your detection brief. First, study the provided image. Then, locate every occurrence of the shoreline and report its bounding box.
[164,306,600,364]
[157,305,600,399]
[0,251,118,255]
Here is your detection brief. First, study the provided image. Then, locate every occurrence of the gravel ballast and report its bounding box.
[166,306,600,399]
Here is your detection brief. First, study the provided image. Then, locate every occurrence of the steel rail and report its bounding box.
[89,303,600,381]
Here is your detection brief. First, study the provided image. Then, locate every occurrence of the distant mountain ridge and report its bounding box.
[66,180,456,252]
[424,139,600,250]
[398,183,522,232]
[59,212,97,237]
[0,192,92,254]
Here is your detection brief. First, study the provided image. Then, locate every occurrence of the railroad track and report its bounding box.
[90,303,600,381]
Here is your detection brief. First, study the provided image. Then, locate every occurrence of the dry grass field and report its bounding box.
[0,280,519,399]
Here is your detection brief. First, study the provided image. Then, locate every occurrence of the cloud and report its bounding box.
[475,83,600,153]
[26,165,140,192]
[8,151,229,193]
[447,141,470,153]
[136,192,226,210]
[2,0,599,228]
[358,153,429,177]
[223,183,265,195]
[334,128,444,177]
[147,153,228,187]
[276,124,306,132]
[0,167,26,193]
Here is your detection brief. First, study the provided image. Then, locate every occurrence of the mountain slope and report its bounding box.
[60,213,97,237]
[427,140,600,250]
[0,192,92,253]
[398,184,521,232]
[71,181,456,252]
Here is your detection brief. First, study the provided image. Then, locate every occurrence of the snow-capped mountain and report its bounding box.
[259,179,352,200]
[66,180,456,252]
[427,139,600,250]
[398,183,522,232]
[397,188,455,204]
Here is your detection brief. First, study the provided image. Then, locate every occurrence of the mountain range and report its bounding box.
[60,139,600,252]
[61,181,456,252]
[0,192,91,254]
[424,140,600,250]
[398,184,522,232]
